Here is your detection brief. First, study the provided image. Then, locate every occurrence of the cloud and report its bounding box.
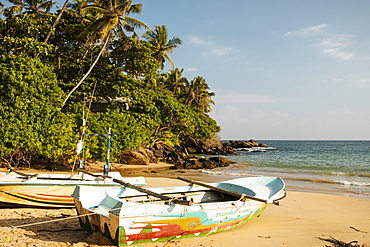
[332,74,370,88]
[329,108,357,115]
[211,47,238,56]
[187,35,238,56]
[185,68,199,72]
[285,24,356,60]
[322,49,355,60]
[285,24,328,36]
[319,34,355,48]
[188,35,210,46]
[214,93,277,104]
[211,107,294,126]
[319,34,356,60]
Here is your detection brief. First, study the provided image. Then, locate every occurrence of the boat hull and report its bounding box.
[0,184,76,208]
[74,198,267,246]
[0,172,146,208]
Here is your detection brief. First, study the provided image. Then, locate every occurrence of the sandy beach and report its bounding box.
[0,170,369,247]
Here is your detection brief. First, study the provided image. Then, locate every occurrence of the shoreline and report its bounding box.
[123,166,370,201]
[2,162,369,201]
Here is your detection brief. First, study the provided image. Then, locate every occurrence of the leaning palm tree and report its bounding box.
[43,0,70,43]
[61,0,148,108]
[142,25,182,70]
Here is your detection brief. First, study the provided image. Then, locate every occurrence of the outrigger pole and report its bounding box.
[77,128,116,176]
[78,170,193,206]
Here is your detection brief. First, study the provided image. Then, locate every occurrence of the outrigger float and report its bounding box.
[72,176,286,246]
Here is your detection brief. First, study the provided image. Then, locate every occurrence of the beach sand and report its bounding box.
[0,171,369,246]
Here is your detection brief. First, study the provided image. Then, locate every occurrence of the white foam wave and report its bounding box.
[235,147,275,152]
[202,170,253,177]
[334,180,370,187]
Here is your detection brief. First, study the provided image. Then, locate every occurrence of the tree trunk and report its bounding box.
[60,38,109,109]
[44,0,69,44]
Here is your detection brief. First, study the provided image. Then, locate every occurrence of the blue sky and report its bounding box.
[3,0,370,140]
[136,0,370,140]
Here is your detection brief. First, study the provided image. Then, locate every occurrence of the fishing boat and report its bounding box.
[0,168,146,208]
[0,127,146,208]
[72,176,286,246]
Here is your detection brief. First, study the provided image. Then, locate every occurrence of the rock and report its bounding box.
[181,139,235,155]
[171,156,235,170]
[222,139,268,150]
[118,150,150,165]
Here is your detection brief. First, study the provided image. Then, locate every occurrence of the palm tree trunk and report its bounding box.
[44,0,69,43]
[60,38,109,109]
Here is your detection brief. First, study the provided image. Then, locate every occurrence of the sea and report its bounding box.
[201,140,370,200]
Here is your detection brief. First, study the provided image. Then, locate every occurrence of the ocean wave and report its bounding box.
[334,180,370,187]
[311,171,370,178]
[202,170,370,187]
[235,147,275,152]
[201,170,256,177]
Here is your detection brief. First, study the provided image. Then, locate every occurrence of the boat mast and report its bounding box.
[104,128,112,176]
[78,109,86,170]
[78,128,116,176]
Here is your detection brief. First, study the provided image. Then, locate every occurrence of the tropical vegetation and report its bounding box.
[0,0,220,167]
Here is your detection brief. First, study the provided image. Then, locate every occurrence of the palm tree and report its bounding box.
[5,0,56,15]
[61,0,148,108]
[142,25,182,70]
[162,68,187,97]
[0,2,5,16]
[182,76,215,113]
[3,0,56,43]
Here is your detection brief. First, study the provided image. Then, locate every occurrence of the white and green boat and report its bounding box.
[72,176,286,246]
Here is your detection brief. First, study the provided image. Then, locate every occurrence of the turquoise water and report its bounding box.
[202,140,370,200]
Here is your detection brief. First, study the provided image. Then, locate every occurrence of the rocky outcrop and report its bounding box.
[223,140,268,149]
[181,138,235,155]
[171,156,235,170]
[182,139,268,155]
[116,139,267,170]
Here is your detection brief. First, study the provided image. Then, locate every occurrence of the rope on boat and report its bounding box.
[0,211,95,231]
[187,196,250,247]
[0,203,140,243]
[189,220,223,247]
[0,203,139,231]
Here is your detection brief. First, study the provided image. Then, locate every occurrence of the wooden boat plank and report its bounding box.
[112,178,193,206]
[7,167,38,178]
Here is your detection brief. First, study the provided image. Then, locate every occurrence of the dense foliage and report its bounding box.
[0,0,220,167]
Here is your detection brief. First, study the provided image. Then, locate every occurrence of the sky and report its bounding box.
[3,0,370,140]
[133,0,370,140]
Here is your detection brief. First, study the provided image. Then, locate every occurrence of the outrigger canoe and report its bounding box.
[0,168,146,208]
[72,176,286,246]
